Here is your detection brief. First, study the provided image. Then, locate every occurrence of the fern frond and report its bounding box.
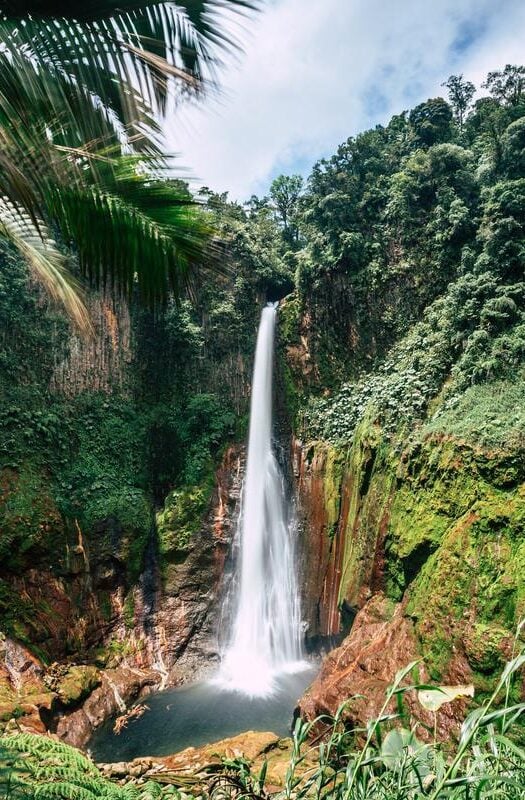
[34,782,98,800]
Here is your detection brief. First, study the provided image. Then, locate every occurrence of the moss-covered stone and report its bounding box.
[300,413,524,688]
[403,466,524,679]
[322,445,346,537]
[464,623,511,674]
[56,665,101,706]
[156,474,214,561]
[337,416,395,609]
[0,465,65,572]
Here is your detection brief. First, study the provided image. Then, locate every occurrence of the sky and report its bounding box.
[164,0,525,202]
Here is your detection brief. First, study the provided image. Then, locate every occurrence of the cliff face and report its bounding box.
[0,244,256,741]
[0,442,243,745]
[296,421,390,641]
[292,382,524,734]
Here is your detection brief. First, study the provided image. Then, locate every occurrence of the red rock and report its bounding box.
[298,593,473,742]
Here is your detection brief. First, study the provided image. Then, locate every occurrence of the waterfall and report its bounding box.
[216,303,306,697]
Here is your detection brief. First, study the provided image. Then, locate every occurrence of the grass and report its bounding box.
[423,378,525,450]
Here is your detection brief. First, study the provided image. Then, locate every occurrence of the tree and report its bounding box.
[482,64,525,107]
[442,74,476,129]
[409,98,453,145]
[245,195,271,216]
[269,174,304,244]
[502,118,525,178]
[0,1,258,328]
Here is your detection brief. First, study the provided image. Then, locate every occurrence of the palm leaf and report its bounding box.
[0,1,257,325]
[47,185,213,305]
[0,198,91,330]
[0,2,259,119]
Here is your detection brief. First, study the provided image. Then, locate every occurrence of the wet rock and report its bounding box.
[298,593,473,742]
[0,636,55,733]
[56,708,92,747]
[56,666,101,706]
[103,762,130,779]
[1,638,45,693]
[55,666,160,748]
[97,731,316,790]
[149,446,244,682]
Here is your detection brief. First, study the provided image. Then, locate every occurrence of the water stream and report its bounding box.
[215,302,307,696]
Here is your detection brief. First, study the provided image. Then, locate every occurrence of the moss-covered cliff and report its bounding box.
[279,85,525,731]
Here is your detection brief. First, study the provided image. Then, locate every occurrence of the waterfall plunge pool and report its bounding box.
[89,305,320,764]
[88,666,317,762]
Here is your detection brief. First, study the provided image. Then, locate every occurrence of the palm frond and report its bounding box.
[0,2,259,120]
[0,1,256,326]
[44,173,214,305]
[0,198,91,331]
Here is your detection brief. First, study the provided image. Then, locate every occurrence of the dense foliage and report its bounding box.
[0,2,257,326]
[0,185,290,643]
[0,62,524,770]
[275,66,525,451]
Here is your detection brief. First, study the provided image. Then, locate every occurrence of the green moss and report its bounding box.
[0,579,41,643]
[123,593,135,629]
[98,593,112,623]
[157,470,215,561]
[389,439,489,560]
[56,666,100,707]
[320,416,394,609]
[323,445,346,532]
[405,474,524,680]
[279,296,302,346]
[464,623,510,674]
[406,509,475,679]
[0,465,65,571]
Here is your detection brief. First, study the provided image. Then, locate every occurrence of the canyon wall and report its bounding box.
[0,246,255,744]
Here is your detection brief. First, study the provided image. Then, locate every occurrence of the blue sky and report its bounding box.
[165,0,525,201]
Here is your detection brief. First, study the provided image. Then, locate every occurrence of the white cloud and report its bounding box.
[164,0,525,200]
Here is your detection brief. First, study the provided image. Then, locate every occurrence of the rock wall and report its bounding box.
[296,417,393,641]
[0,251,256,745]
[0,444,243,744]
[295,418,525,736]
[143,445,243,682]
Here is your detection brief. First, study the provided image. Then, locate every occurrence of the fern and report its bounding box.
[34,784,98,800]
[0,734,146,800]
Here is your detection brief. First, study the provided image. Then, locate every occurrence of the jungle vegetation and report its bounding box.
[0,36,524,798]
[0,0,257,327]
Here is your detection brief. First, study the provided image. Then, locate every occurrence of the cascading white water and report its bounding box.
[216,303,306,697]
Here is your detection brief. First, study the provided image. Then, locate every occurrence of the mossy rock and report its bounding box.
[406,477,525,679]
[157,477,213,560]
[0,465,65,571]
[464,623,512,674]
[56,666,100,707]
[0,702,24,722]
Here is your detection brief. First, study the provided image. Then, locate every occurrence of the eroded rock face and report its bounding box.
[0,636,160,746]
[294,420,525,742]
[0,637,51,732]
[133,445,244,684]
[295,420,390,643]
[0,445,244,745]
[55,667,160,748]
[298,594,473,742]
